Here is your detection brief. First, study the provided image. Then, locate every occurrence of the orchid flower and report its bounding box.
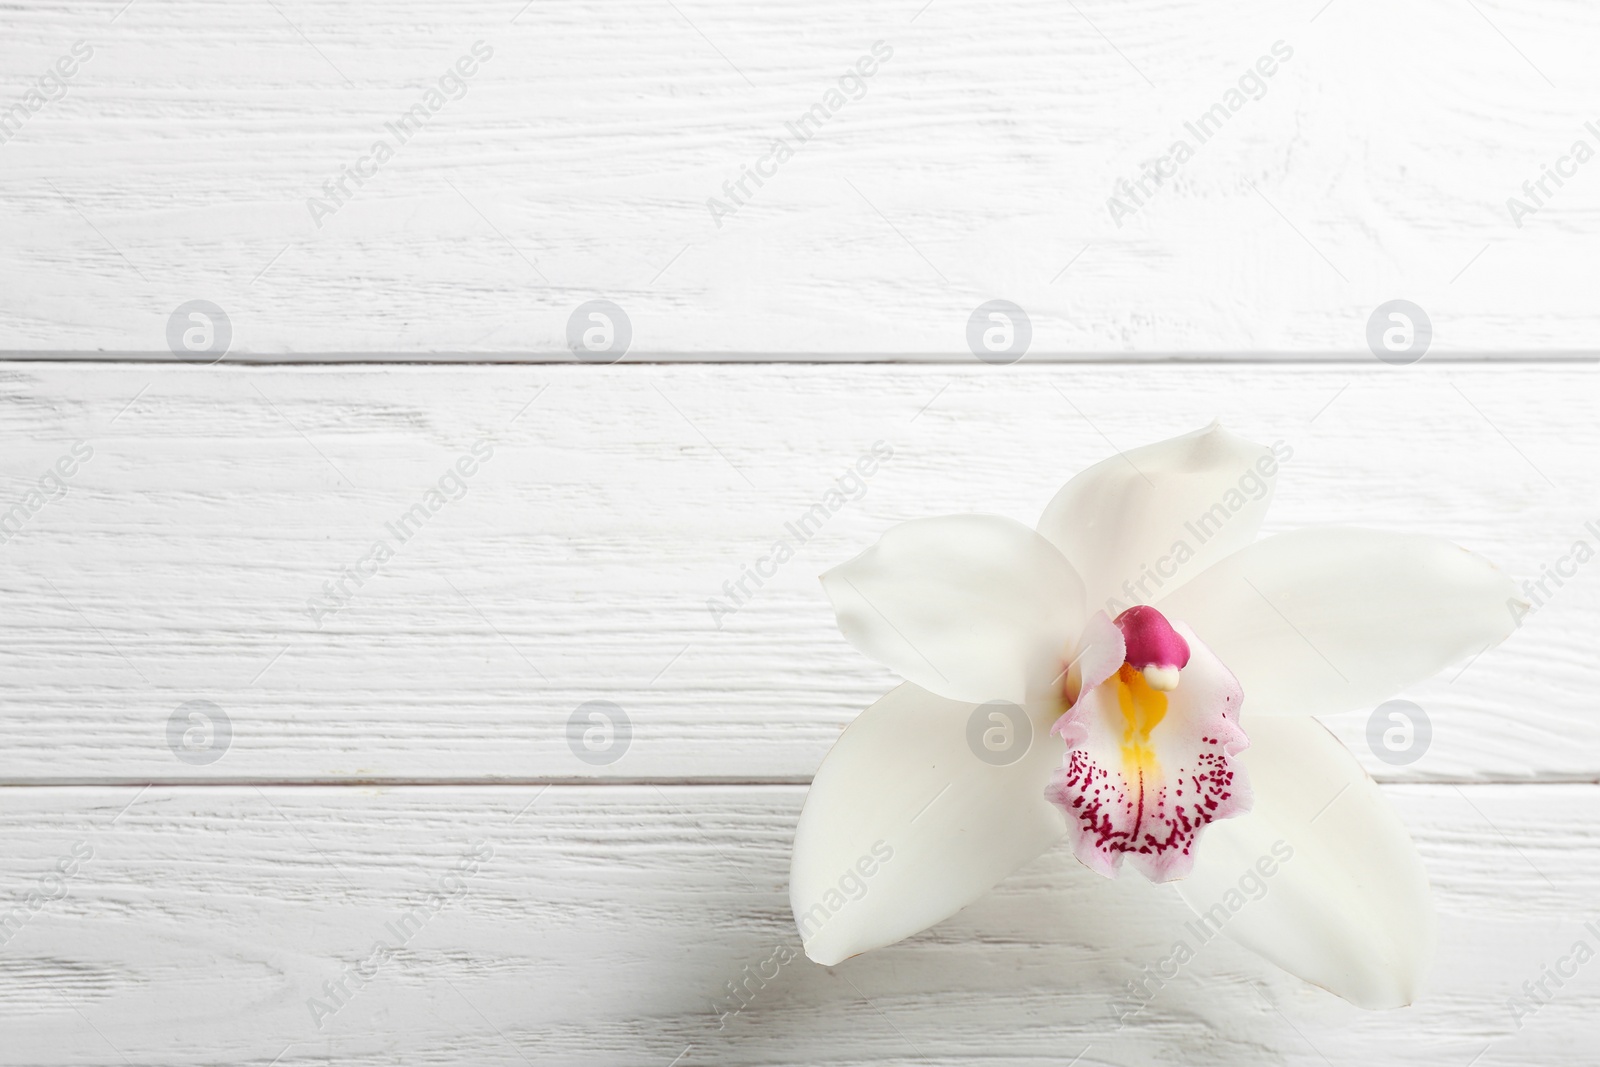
[790,424,1519,1008]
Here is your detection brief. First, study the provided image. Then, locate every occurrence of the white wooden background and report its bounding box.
[3,0,1600,1064]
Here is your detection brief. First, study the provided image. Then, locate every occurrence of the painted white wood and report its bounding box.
[0,360,1592,782]
[1,784,1593,1066]
[2,0,1600,354]
[6,2,1595,1060]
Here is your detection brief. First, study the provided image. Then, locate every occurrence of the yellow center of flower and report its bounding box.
[1112,663,1167,778]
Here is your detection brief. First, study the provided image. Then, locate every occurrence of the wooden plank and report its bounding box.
[1,1,1599,354]
[0,783,1593,1065]
[0,361,1592,782]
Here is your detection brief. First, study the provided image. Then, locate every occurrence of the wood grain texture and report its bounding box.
[1,784,1595,1066]
[3,0,1600,354]
[0,360,1592,783]
[6,2,1597,1061]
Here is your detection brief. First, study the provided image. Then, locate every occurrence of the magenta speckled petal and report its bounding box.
[1048,622,1250,882]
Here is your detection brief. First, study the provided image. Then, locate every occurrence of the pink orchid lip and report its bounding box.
[1047,613,1249,882]
[1113,606,1189,690]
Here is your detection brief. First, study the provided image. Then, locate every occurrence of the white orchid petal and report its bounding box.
[1157,528,1519,716]
[790,683,1065,965]
[1065,610,1125,705]
[1038,423,1279,614]
[1175,716,1434,1008]
[821,515,1087,705]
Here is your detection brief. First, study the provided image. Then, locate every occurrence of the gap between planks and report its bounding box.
[2,353,1600,365]
[0,775,1595,788]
